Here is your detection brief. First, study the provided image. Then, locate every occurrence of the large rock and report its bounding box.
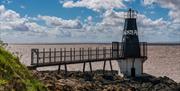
[34,70,180,91]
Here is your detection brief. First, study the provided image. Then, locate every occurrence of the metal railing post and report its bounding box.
[80,48,81,61]
[31,49,34,65]
[60,48,62,62]
[54,48,56,62]
[70,48,72,61]
[49,48,51,63]
[74,48,75,61]
[64,48,66,61]
[43,48,45,63]
[37,49,39,65]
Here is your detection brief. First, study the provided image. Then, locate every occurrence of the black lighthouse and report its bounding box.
[122,8,140,58]
[121,8,141,77]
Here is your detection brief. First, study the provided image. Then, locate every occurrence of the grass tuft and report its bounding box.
[0,47,48,91]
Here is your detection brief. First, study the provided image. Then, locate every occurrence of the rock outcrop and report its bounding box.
[33,70,180,91]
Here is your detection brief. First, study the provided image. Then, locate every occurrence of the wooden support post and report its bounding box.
[102,48,106,73]
[49,48,51,63]
[89,48,92,73]
[64,64,67,77]
[58,64,61,74]
[109,60,113,75]
[54,48,56,62]
[83,62,86,73]
[103,60,106,75]
[89,62,92,73]
[82,48,86,73]
[43,48,45,63]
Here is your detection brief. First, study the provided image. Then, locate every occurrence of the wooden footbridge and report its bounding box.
[31,42,147,74]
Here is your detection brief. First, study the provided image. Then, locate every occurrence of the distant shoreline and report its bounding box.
[7,43,111,45]
[7,42,180,45]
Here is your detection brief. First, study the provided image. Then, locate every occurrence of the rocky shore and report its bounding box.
[32,70,180,91]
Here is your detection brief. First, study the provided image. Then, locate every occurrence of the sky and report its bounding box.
[0,0,180,43]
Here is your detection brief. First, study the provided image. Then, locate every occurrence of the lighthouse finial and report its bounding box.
[125,8,137,19]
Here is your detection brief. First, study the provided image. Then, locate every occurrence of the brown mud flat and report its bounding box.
[32,70,180,91]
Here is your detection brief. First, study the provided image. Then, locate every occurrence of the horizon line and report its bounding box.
[7,42,180,45]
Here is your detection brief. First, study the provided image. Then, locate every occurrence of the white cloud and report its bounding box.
[0,5,5,12]
[0,9,20,20]
[25,22,45,33]
[124,0,134,2]
[99,10,124,26]
[63,0,126,12]
[138,14,168,28]
[87,16,92,21]
[0,4,179,43]
[143,0,180,23]
[142,0,180,41]
[84,16,93,24]
[143,0,156,5]
[0,5,83,42]
[0,5,48,35]
[0,5,28,31]
[137,14,171,41]
[96,9,176,42]
[0,5,81,34]
[96,9,175,42]
[158,1,180,10]
[168,10,180,23]
[38,15,82,29]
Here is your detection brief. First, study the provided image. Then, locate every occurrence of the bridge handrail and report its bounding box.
[31,42,147,66]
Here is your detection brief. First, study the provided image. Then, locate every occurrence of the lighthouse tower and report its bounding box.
[118,9,147,77]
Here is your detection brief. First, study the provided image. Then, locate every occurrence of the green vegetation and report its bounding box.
[0,40,4,47]
[0,46,48,91]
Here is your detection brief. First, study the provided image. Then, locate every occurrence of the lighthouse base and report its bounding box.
[117,58,143,77]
